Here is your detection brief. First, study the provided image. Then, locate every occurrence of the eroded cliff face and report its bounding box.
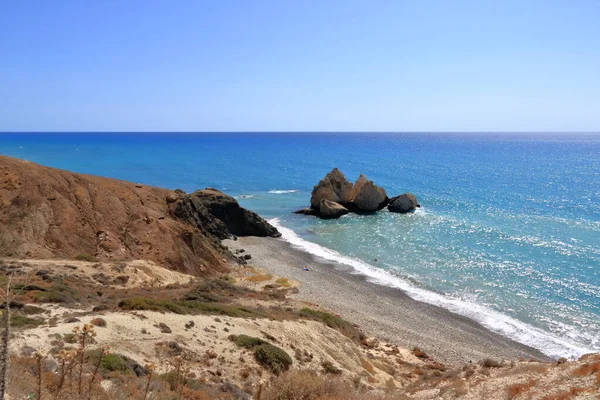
[0,156,277,276]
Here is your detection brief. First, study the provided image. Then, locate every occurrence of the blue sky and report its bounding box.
[1,0,599,132]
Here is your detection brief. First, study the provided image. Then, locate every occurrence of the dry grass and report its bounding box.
[275,278,291,287]
[246,274,273,283]
[506,379,537,399]
[260,369,408,400]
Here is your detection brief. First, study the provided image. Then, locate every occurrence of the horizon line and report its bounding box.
[1,131,599,135]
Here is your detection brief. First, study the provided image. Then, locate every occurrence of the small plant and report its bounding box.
[75,254,98,262]
[245,273,273,283]
[254,343,293,374]
[229,334,267,349]
[412,347,429,359]
[321,360,342,375]
[275,278,291,287]
[89,317,107,327]
[63,333,77,344]
[507,379,537,399]
[9,314,44,327]
[481,358,503,368]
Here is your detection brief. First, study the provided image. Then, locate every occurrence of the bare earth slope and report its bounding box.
[0,155,279,276]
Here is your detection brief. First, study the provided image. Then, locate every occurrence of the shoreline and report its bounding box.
[224,235,552,366]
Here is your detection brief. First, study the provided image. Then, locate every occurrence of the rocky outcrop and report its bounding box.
[388,193,420,213]
[0,155,277,276]
[319,199,349,219]
[302,169,421,219]
[310,168,353,209]
[187,189,280,238]
[349,174,388,212]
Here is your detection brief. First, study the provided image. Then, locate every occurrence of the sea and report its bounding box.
[1,132,599,359]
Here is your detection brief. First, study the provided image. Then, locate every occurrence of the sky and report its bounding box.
[1,0,599,132]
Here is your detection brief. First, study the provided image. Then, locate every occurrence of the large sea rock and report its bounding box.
[310,168,353,209]
[349,174,388,212]
[188,189,281,237]
[388,193,420,213]
[319,199,349,219]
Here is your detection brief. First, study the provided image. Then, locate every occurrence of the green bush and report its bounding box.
[22,305,45,315]
[33,291,69,303]
[10,314,44,327]
[85,350,135,374]
[229,334,267,349]
[63,333,77,344]
[254,343,292,374]
[118,297,259,318]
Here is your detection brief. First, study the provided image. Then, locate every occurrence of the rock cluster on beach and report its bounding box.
[296,168,420,219]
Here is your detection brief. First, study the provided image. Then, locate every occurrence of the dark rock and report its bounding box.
[188,189,280,237]
[92,304,108,312]
[388,193,419,213]
[112,275,130,285]
[157,322,172,333]
[35,270,50,276]
[293,207,316,215]
[243,254,252,260]
[64,317,80,323]
[319,199,349,219]
[133,363,148,377]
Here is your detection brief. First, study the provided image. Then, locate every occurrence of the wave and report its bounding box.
[268,189,300,194]
[269,218,595,360]
[234,194,255,199]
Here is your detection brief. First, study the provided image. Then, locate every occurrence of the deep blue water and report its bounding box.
[1,133,599,358]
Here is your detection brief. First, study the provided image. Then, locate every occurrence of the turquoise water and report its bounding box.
[1,133,599,358]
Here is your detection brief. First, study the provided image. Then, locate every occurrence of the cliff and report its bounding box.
[0,155,277,276]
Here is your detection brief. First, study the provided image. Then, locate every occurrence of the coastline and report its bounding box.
[224,235,552,366]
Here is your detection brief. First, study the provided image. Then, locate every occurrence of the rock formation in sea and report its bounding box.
[309,168,353,209]
[0,155,279,275]
[388,193,420,213]
[304,168,390,218]
[349,174,388,212]
[319,198,350,219]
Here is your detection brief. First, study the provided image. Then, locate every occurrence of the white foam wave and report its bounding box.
[269,218,595,360]
[234,195,255,199]
[268,189,300,194]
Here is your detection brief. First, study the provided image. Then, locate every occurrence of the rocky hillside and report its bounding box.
[0,155,278,276]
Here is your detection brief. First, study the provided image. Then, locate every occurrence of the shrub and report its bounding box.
[90,317,107,327]
[10,314,44,327]
[33,290,70,303]
[322,360,342,374]
[275,278,291,287]
[481,358,503,368]
[254,343,292,374]
[63,333,77,343]
[507,379,537,399]
[412,347,429,359]
[75,253,98,262]
[229,334,267,349]
[246,274,273,282]
[22,305,45,315]
[118,297,259,318]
